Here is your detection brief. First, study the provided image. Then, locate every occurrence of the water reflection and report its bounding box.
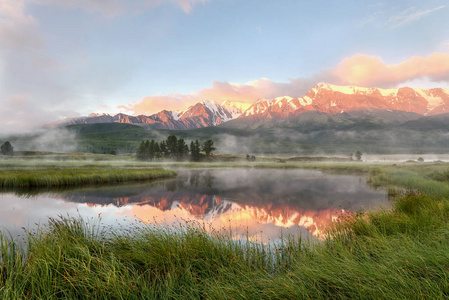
[0,169,387,241]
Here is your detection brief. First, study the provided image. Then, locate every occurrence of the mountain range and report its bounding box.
[53,83,449,130]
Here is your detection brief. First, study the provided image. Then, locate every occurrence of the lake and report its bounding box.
[0,168,387,242]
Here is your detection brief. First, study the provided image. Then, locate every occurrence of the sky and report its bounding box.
[1,0,449,134]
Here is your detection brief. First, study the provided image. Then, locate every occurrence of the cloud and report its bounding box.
[0,95,79,136]
[123,52,449,115]
[29,0,127,17]
[0,0,42,51]
[119,94,195,115]
[169,0,209,13]
[121,75,329,115]
[385,5,446,28]
[331,52,449,87]
[28,0,208,16]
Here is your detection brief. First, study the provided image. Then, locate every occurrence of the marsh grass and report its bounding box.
[0,204,448,299]
[1,159,449,298]
[0,168,176,189]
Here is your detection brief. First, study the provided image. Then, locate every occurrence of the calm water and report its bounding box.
[0,169,387,242]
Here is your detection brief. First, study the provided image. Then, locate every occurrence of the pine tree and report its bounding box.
[166,135,178,158]
[177,138,187,160]
[160,141,168,158]
[202,139,216,157]
[154,141,161,159]
[195,140,201,160]
[149,140,156,160]
[190,141,195,161]
[143,140,150,160]
[136,141,146,161]
[190,140,201,161]
[0,141,13,155]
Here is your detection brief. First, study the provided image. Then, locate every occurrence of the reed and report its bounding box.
[0,208,448,299]
[0,167,176,188]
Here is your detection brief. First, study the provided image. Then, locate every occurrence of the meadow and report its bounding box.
[0,154,448,298]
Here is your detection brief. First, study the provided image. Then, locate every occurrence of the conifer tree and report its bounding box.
[143,140,150,160]
[166,135,178,158]
[177,138,188,160]
[190,140,201,161]
[202,139,216,157]
[190,141,195,161]
[0,141,14,156]
[154,142,161,159]
[160,141,169,158]
[136,141,146,160]
[355,151,362,161]
[148,140,155,160]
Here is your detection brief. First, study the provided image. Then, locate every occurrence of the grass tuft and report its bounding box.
[0,168,176,189]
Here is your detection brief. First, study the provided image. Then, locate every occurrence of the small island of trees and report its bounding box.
[136,135,215,162]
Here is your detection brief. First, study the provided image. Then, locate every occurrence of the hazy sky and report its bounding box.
[1,0,449,133]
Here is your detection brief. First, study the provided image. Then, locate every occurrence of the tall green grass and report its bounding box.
[0,208,448,299]
[1,161,449,298]
[0,167,176,188]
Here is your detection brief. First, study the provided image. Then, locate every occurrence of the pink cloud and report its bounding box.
[119,93,195,115]
[122,52,449,116]
[170,0,209,13]
[28,0,209,16]
[119,78,322,115]
[332,52,449,87]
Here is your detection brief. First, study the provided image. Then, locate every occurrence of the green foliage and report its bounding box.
[177,138,188,160]
[166,135,178,158]
[202,139,216,157]
[0,141,14,155]
[135,135,215,162]
[355,150,362,161]
[159,140,168,157]
[190,140,201,162]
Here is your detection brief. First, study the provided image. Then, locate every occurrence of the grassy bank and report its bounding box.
[1,160,449,298]
[0,197,448,299]
[0,167,176,188]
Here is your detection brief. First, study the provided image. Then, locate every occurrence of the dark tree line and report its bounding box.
[136,135,215,161]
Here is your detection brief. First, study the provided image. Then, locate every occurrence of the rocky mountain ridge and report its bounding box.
[241,83,449,119]
[53,84,449,130]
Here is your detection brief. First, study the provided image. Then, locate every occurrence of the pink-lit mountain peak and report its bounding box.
[53,84,449,129]
[241,83,449,118]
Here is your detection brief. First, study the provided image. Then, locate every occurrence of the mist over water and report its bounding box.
[0,169,387,242]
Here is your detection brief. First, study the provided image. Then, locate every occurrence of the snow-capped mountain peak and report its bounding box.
[240,84,449,118]
[221,100,252,119]
[51,84,449,129]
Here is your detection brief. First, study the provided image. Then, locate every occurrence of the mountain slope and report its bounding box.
[51,84,449,131]
[53,100,248,130]
[240,83,449,120]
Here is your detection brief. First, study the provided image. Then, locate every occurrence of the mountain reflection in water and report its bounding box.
[50,169,387,239]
